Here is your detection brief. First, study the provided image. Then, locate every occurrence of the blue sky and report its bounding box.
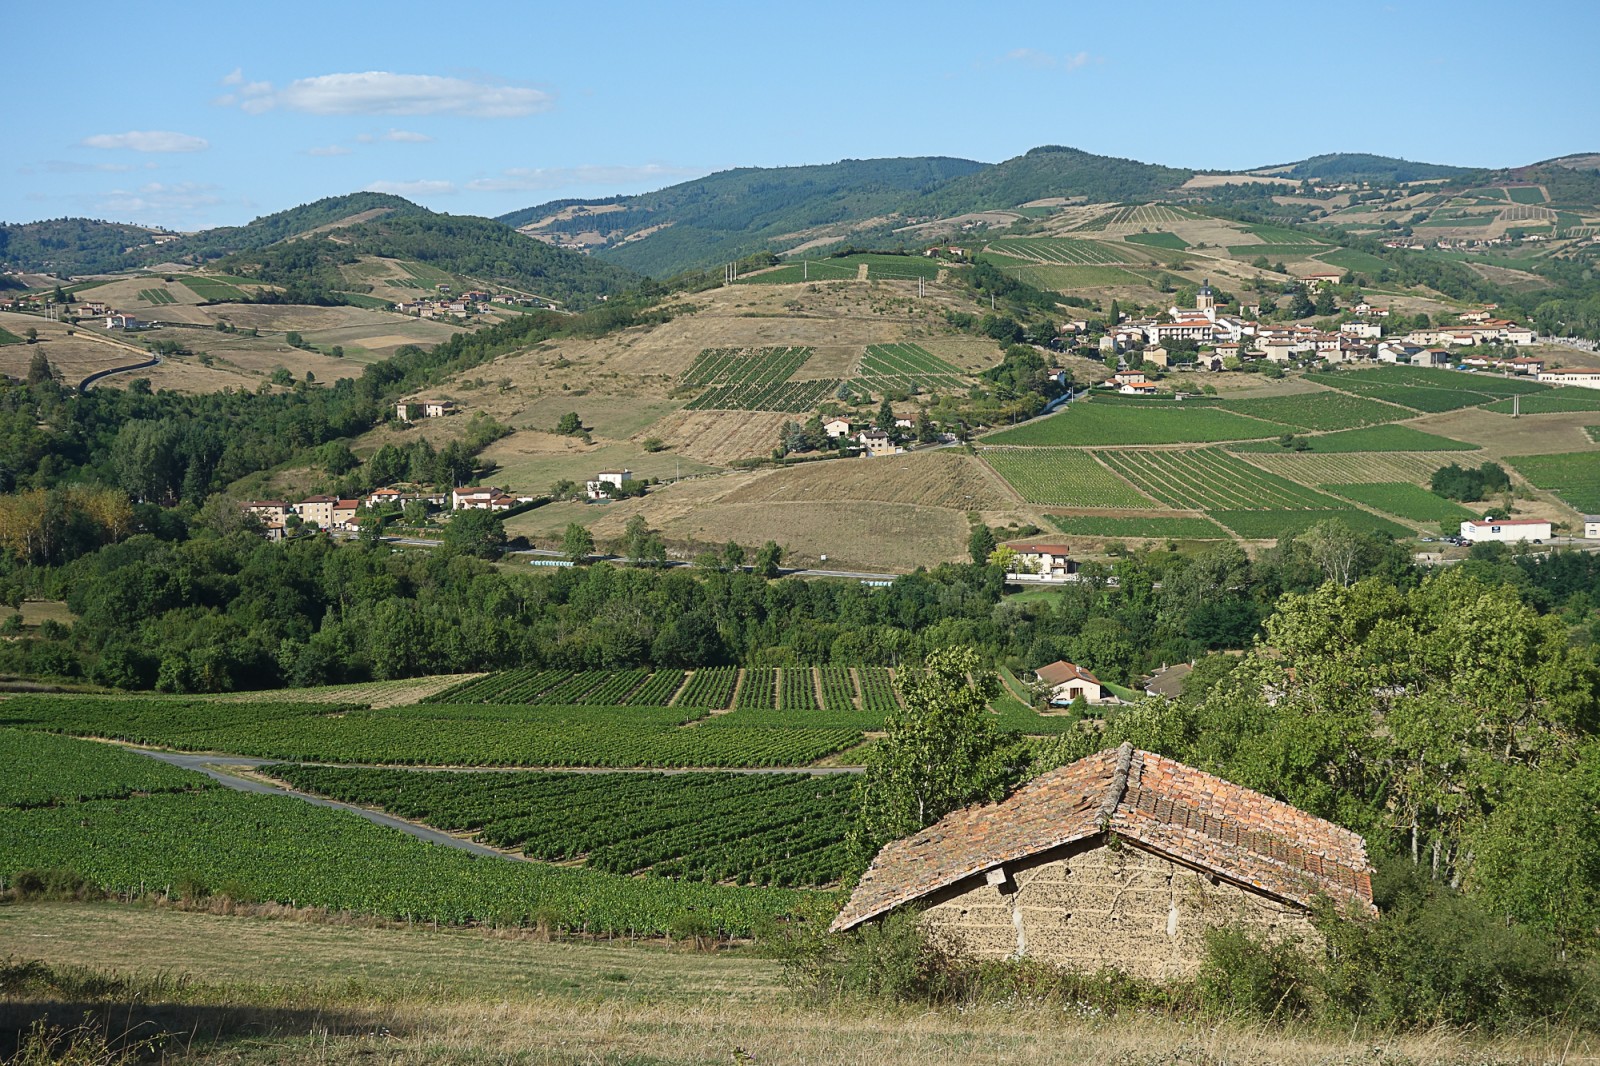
[7,0,1597,231]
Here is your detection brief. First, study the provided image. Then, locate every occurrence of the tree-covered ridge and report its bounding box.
[499,156,987,275]
[212,210,639,307]
[1251,153,1479,185]
[0,218,168,276]
[914,145,1193,214]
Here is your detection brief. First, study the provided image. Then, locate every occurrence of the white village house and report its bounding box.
[585,469,633,499]
[1003,540,1077,581]
[1034,660,1114,706]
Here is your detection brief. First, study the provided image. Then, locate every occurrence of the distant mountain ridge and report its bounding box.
[499,156,986,277]
[1247,153,1478,184]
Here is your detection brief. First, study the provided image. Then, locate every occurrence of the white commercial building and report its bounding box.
[1459,518,1551,543]
[1585,516,1600,540]
[1537,371,1600,390]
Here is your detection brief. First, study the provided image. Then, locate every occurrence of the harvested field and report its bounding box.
[0,313,150,384]
[719,451,1017,510]
[648,409,799,464]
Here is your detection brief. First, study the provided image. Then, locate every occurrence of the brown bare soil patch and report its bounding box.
[719,451,1015,510]
[649,410,795,464]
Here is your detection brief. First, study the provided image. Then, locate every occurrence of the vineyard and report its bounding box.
[0,789,806,936]
[980,448,1154,507]
[1229,425,1477,454]
[983,239,1133,265]
[1322,483,1473,523]
[1506,452,1600,513]
[266,766,857,887]
[426,668,686,707]
[0,695,860,768]
[1215,391,1407,432]
[137,288,177,305]
[1046,514,1227,539]
[1235,451,1479,485]
[0,728,213,808]
[1313,367,1547,414]
[176,276,248,301]
[982,402,1290,446]
[1094,449,1347,511]
[681,347,837,413]
[856,668,900,713]
[736,668,779,710]
[780,668,820,711]
[676,667,740,709]
[819,666,858,711]
[1484,390,1600,414]
[1213,509,1411,540]
[854,343,966,393]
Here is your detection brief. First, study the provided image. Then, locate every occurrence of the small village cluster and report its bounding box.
[1098,283,1543,375]
[393,285,544,318]
[241,484,535,538]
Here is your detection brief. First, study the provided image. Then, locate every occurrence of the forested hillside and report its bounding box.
[1254,153,1479,184]
[0,218,169,276]
[217,210,639,306]
[914,145,1193,214]
[501,156,986,275]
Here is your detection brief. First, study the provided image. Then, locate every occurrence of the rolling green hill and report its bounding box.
[914,145,1193,214]
[499,156,985,276]
[1251,153,1479,185]
[216,210,640,307]
[0,218,171,276]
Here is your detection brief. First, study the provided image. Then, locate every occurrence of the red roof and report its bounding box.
[832,744,1375,933]
[1036,659,1100,688]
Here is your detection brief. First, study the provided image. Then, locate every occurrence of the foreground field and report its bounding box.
[1,903,1586,1065]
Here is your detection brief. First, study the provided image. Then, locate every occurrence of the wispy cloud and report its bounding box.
[306,144,353,157]
[466,163,705,193]
[90,181,224,223]
[224,71,552,117]
[381,128,433,143]
[82,130,210,153]
[999,48,1098,72]
[362,179,457,197]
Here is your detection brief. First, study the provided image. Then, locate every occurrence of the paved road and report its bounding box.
[132,749,522,861]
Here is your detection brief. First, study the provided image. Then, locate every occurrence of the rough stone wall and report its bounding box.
[919,838,1318,981]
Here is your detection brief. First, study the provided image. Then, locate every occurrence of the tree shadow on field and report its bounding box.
[0,960,402,1060]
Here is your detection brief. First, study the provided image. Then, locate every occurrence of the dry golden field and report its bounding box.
[1,903,1587,1066]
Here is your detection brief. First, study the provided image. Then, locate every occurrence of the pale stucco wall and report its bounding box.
[918,837,1318,981]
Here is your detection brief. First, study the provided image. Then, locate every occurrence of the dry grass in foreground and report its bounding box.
[0,902,1592,1065]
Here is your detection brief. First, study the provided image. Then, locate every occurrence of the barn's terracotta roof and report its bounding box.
[831,743,1375,932]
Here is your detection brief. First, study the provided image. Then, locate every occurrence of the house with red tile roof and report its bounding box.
[832,744,1375,979]
[1034,659,1109,705]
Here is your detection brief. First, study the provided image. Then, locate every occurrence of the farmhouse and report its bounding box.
[585,469,633,499]
[1004,540,1076,581]
[832,744,1376,980]
[1034,659,1108,705]
[1119,381,1160,395]
[104,313,143,330]
[294,495,336,528]
[1537,370,1600,390]
[1459,517,1550,543]
[1585,516,1600,540]
[858,429,902,457]
[397,398,455,422]
[452,486,527,511]
[822,417,853,439]
[1141,662,1194,699]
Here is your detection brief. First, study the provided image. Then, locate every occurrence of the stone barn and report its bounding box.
[832,743,1375,981]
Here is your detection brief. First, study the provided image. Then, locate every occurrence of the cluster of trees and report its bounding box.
[1430,461,1511,503]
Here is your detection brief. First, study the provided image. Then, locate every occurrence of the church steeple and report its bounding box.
[1196,278,1215,313]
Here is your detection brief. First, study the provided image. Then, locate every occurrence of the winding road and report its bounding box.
[127,748,862,861]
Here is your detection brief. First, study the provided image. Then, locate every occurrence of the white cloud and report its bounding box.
[306,144,353,157]
[466,163,704,193]
[82,130,210,153]
[91,181,223,221]
[362,179,457,197]
[1000,48,1096,71]
[221,67,244,86]
[229,71,552,117]
[381,128,433,143]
